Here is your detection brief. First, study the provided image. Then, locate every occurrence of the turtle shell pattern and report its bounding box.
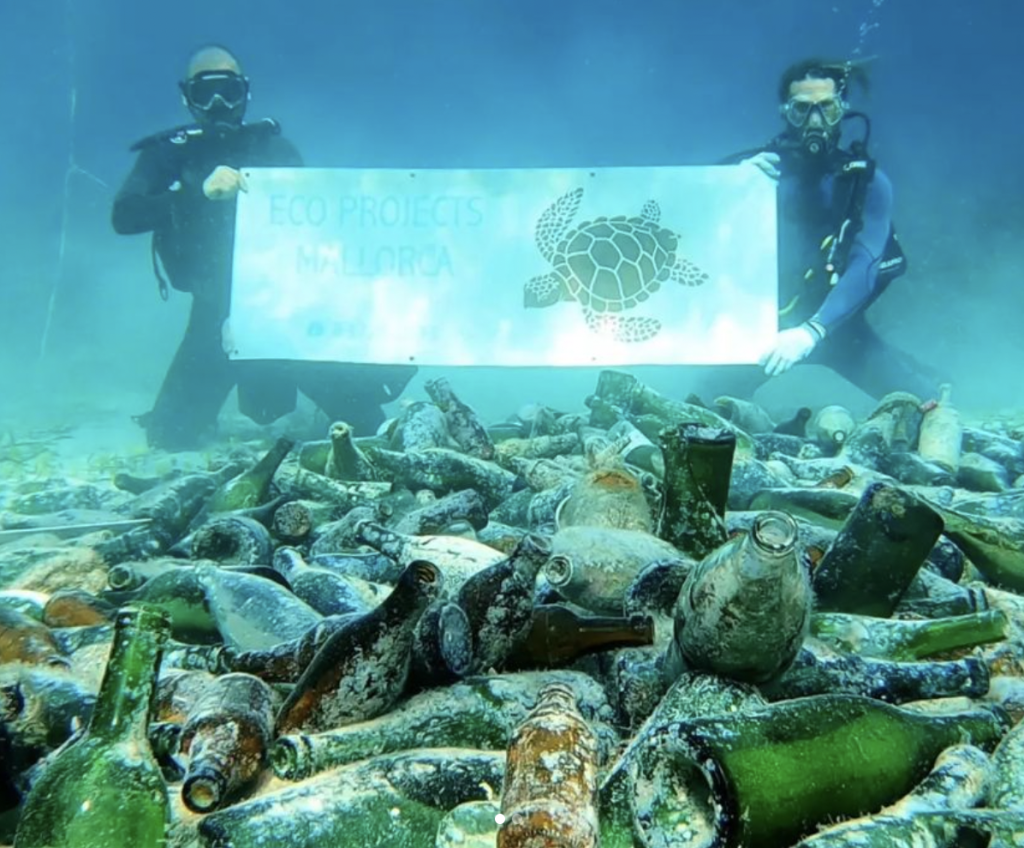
[551,208,676,314]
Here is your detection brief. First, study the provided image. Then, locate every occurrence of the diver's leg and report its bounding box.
[297,362,418,435]
[235,361,299,425]
[812,315,946,401]
[138,302,235,450]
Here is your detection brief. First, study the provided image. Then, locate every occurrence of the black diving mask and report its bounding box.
[180,71,250,112]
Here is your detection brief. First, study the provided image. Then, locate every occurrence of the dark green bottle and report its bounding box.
[657,422,735,559]
[206,436,295,514]
[14,605,171,848]
[812,481,944,617]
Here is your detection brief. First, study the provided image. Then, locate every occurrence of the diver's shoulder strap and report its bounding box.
[243,117,282,139]
[129,118,282,153]
[129,123,204,152]
[823,150,882,280]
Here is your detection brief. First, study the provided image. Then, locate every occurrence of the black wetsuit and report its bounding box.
[112,120,416,449]
[696,146,945,402]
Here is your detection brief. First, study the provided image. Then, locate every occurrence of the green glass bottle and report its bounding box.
[657,422,734,559]
[206,436,295,514]
[14,605,171,848]
[812,481,944,617]
[809,609,1009,661]
[633,694,1009,848]
[794,743,992,846]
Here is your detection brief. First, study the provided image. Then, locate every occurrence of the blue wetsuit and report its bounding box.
[696,148,944,402]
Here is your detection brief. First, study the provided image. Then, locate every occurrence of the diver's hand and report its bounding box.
[759,324,822,377]
[203,166,249,200]
[741,151,781,180]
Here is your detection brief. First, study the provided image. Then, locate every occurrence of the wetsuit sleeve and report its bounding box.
[811,168,894,332]
[111,145,180,235]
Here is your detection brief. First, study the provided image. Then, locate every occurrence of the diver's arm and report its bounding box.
[111,146,180,235]
[810,169,894,332]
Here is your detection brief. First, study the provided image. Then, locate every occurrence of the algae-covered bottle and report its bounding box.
[206,436,295,513]
[275,560,442,733]
[657,422,734,559]
[812,482,943,617]
[810,609,1009,662]
[636,694,1009,848]
[668,511,811,685]
[14,605,170,848]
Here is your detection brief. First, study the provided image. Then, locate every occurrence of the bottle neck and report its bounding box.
[89,608,168,743]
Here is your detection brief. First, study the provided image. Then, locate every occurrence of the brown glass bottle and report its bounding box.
[497,682,599,848]
[506,605,654,669]
[275,560,442,733]
[178,672,277,813]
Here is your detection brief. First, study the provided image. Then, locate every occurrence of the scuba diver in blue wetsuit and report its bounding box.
[710,57,945,402]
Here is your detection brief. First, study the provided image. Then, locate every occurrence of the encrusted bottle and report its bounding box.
[14,605,171,848]
[793,744,992,846]
[198,749,504,848]
[812,482,944,617]
[324,421,378,481]
[810,404,857,453]
[0,606,67,667]
[456,533,551,674]
[275,560,442,733]
[632,693,1008,848]
[657,422,734,559]
[762,643,992,703]
[271,671,610,782]
[178,672,277,813]
[896,567,990,618]
[497,682,600,848]
[810,609,1009,662]
[667,511,811,684]
[556,466,654,534]
[271,546,384,617]
[425,376,495,460]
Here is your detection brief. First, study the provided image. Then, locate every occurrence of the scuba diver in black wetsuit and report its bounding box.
[700,57,945,403]
[112,44,416,450]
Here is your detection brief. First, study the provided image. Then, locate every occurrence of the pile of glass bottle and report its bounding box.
[2,371,1024,847]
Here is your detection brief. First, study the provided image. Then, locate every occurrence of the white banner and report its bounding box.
[227,166,777,366]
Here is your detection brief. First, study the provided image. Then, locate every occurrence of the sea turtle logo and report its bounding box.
[523,187,710,343]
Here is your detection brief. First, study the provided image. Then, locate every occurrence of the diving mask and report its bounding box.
[180,71,250,112]
[782,96,847,129]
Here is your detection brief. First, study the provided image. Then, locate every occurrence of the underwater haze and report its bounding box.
[1,0,1022,445]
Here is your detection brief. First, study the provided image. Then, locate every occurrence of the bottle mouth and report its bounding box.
[183,768,229,813]
[632,735,727,848]
[543,555,574,587]
[269,734,313,781]
[751,512,798,554]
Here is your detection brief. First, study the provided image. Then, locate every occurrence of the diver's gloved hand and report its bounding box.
[203,165,249,201]
[741,151,782,180]
[760,323,824,377]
